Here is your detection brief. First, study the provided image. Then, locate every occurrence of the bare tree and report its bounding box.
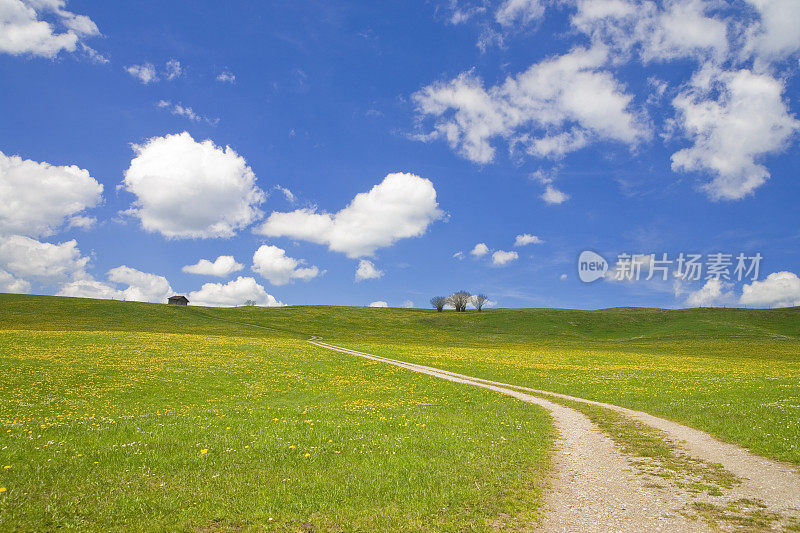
[430,296,447,312]
[447,290,471,312]
[472,294,489,312]
[244,299,257,306]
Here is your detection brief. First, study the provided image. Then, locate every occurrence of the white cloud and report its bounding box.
[368,300,388,307]
[57,279,121,300]
[0,268,30,293]
[125,63,157,84]
[453,250,465,260]
[107,266,172,303]
[449,4,486,25]
[164,58,182,80]
[156,100,218,125]
[273,185,296,203]
[495,0,546,27]
[67,215,96,230]
[541,184,570,204]
[0,0,100,58]
[571,0,729,64]
[182,255,244,277]
[188,276,284,307]
[413,45,649,164]
[0,150,103,237]
[685,278,731,307]
[57,266,173,303]
[123,131,265,239]
[740,271,800,308]
[355,259,384,282]
[251,244,320,286]
[256,172,443,258]
[403,299,414,308]
[470,242,489,257]
[743,0,800,64]
[126,59,182,84]
[560,273,568,280]
[514,233,543,246]
[492,250,518,266]
[216,70,235,83]
[0,235,89,284]
[671,67,799,200]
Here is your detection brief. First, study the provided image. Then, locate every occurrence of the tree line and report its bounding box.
[430,291,489,312]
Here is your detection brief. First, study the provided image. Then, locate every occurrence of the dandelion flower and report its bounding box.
[200,449,208,455]
[0,487,6,493]
[304,453,310,457]
[2,466,9,469]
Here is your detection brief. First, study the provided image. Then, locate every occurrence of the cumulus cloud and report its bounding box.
[571,0,729,64]
[57,265,173,303]
[492,250,518,266]
[107,266,172,302]
[0,235,89,284]
[0,0,101,58]
[368,300,388,307]
[740,271,800,308]
[0,150,102,238]
[413,45,649,163]
[685,278,732,307]
[251,244,320,286]
[541,184,570,204]
[403,299,414,308]
[355,259,384,282]
[256,172,443,258]
[743,0,800,64]
[671,67,799,200]
[123,131,266,239]
[182,255,244,277]
[188,276,284,307]
[57,279,121,300]
[0,268,30,293]
[470,242,490,257]
[514,233,543,246]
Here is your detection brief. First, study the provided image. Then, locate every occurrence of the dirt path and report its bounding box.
[308,339,800,532]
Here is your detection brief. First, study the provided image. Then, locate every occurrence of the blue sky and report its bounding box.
[1,0,799,309]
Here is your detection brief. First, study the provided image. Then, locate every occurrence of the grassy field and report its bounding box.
[1,293,799,530]
[0,296,553,531]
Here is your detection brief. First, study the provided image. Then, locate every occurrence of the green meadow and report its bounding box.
[1,293,799,530]
[0,296,551,532]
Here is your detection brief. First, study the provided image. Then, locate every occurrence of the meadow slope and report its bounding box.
[1,294,799,530]
[0,294,554,531]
